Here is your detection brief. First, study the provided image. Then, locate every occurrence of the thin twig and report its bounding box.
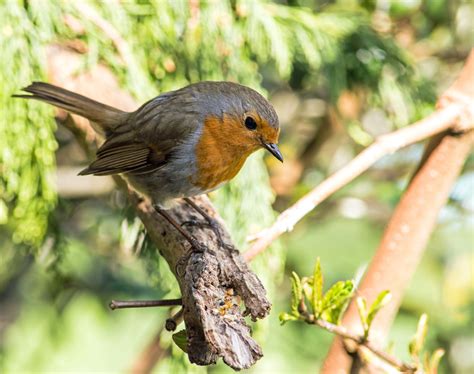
[244,103,469,261]
[165,308,184,332]
[302,314,416,373]
[109,298,182,310]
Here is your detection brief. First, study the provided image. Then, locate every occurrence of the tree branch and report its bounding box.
[300,315,416,373]
[109,299,182,310]
[321,50,474,373]
[133,49,474,372]
[46,44,270,370]
[244,53,474,260]
[322,128,473,374]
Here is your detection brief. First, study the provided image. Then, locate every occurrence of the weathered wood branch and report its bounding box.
[45,44,270,370]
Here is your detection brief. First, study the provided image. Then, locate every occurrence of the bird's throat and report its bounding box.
[192,115,256,191]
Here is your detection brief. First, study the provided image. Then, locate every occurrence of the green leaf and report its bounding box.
[356,297,369,337]
[321,281,354,312]
[321,280,354,325]
[409,313,429,357]
[279,312,299,325]
[367,290,392,328]
[172,329,188,353]
[301,277,313,301]
[290,271,303,316]
[311,258,323,317]
[427,349,445,373]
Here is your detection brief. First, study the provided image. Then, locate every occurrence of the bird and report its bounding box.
[15,81,282,250]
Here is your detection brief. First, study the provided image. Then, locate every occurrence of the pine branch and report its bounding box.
[74,2,131,66]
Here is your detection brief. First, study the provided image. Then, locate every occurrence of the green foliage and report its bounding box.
[172,330,188,353]
[0,1,58,246]
[280,258,354,325]
[425,349,445,374]
[409,313,429,358]
[281,260,446,372]
[320,280,354,324]
[280,260,389,332]
[278,312,299,325]
[356,297,369,336]
[279,271,303,325]
[356,290,392,339]
[290,271,303,316]
[367,290,392,327]
[408,313,445,373]
[312,258,323,317]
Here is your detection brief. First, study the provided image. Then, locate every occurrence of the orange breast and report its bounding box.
[192,115,256,191]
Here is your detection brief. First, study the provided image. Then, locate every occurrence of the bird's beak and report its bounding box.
[263,142,283,162]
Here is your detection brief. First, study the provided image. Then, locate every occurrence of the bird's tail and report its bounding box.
[14,82,128,131]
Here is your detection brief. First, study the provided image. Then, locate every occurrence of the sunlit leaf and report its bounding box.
[427,349,445,374]
[311,258,323,317]
[291,271,303,316]
[321,280,354,324]
[279,312,299,325]
[367,290,392,328]
[409,313,428,358]
[172,329,188,353]
[322,281,354,311]
[356,297,369,337]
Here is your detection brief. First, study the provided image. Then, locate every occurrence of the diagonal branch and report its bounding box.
[302,315,416,373]
[245,101,472,262]
[322,128,473,374]
[321,50,474,373]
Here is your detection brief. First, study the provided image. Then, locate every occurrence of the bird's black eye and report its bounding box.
[245,116,257,130]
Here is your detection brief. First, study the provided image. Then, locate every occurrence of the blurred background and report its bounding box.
[0,0,472,373]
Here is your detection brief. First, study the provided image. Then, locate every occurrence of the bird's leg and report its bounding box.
[183,197,230,249]
[153,205,207,276]
[153,205,205,253]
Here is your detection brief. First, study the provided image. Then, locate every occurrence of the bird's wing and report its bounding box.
[79,93,198,176]
[78,138,167,176]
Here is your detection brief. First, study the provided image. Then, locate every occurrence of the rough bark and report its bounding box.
[46,44,270,370]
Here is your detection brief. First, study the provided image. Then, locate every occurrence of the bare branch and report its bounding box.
[322,128,474,373]
[244,102,469,261]
[321,50,474,373]
[109,299,182,310]
[166,308,184,332]
[302,315,416,373]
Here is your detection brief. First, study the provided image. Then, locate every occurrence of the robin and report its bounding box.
[15,81,282,249]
